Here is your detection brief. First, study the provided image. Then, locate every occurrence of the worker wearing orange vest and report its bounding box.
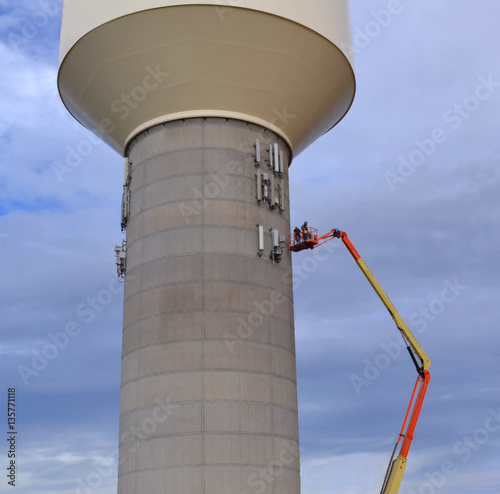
[301,221,309,240]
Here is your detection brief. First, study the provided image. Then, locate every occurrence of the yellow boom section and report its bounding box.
[356,258,431,371]
[336,232,432,494]
[302,228,432,494]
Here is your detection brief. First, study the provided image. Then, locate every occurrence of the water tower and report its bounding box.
[58,2,355,493]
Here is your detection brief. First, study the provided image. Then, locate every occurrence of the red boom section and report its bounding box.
[288,225,432,470]
[399,370,431,459]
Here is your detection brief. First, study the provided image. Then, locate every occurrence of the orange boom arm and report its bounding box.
[288,228,431,494]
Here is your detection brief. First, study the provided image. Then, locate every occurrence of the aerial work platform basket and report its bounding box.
[288,227,318,252]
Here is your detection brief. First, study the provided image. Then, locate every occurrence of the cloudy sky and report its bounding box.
[1,1,499,493]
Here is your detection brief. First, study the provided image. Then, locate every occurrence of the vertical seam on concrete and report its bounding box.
[201,119,206,494]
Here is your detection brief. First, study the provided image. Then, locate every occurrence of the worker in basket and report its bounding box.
[294,225,301,244]
[301,221,310,241]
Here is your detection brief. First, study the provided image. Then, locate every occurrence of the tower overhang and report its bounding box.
[58,1,355,158]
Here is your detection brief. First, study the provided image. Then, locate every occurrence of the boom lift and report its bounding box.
[289,227,431,494]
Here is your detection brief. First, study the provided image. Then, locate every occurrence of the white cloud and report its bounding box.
[301,452,387,494]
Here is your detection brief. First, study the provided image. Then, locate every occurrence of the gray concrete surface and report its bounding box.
[118,118,299,494]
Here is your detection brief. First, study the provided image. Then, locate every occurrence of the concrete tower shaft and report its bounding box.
[120,118,298,494]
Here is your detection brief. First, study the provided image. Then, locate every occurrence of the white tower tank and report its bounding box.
[59,0,355,157]
[58,3,355,494]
